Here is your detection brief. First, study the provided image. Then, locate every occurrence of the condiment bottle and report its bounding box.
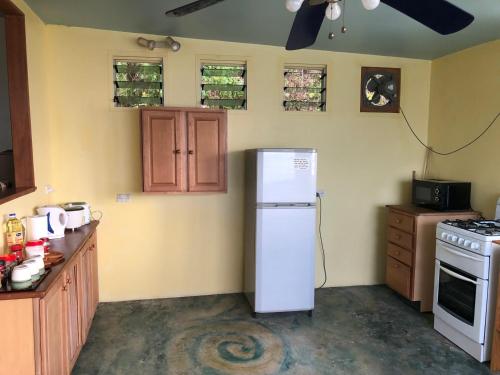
[5,213,24,247]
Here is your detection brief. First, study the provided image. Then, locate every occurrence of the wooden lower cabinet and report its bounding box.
[385,206,479,311]
[39,275,67,375]
[0,229,99,375]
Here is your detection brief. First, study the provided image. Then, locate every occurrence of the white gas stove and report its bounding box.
[433,199,500,362]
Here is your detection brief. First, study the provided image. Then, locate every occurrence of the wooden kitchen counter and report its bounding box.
[0,221,99,300]
[387,205,481,217]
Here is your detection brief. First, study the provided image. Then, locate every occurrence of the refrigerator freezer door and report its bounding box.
[255,206,315,312]
[257,150,317,204]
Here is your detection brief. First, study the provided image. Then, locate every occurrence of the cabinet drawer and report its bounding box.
[388,227,413,250]
[387,243,413,266]
[388,211,414,233]
[386,256,411,299]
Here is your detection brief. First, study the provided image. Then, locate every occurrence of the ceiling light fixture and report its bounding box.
[361,0,380,11]
[325,1,342,21]
[285,0,304,13]
[136,36,181,52]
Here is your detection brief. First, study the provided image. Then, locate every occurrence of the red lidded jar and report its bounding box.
[9,244,24,263]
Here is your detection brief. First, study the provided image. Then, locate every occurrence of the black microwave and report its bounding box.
[412,179,471,211]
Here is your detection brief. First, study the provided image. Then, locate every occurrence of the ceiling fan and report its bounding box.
[165,0,474,51]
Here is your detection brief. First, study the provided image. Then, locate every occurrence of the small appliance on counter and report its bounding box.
[62,202,91,225]
[433,198,500,362]
[23,215,49,241]
[64,205,85,231]
[36,206,67,239]
[412,179,471,211]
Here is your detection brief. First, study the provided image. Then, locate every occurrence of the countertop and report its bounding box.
[0,221,99,300]
[387,205,480,217]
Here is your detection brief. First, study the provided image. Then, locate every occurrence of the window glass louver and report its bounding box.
[284,66,327,112]
[113,59,163,107]
[201,63,247,110]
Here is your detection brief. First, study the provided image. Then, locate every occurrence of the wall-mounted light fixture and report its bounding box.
[137,36,181,52]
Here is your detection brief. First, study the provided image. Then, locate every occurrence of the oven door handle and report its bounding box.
[439,266,479,285]
[441,244,481,261]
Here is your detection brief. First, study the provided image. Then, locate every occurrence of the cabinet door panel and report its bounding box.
[142,110,186,192]
[65,260,81,369]
[187,111,227,192]
[40,276,67,375]
[90,233,99,316]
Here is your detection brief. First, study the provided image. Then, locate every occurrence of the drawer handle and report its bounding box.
[188,150,194,155]
[396,218,402,224]
[174,149,181,154]
[395,234,401,240]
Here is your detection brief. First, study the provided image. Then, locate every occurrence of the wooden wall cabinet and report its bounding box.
[385,205,478,312]
[141,107,227,193]
[0,229,99,375]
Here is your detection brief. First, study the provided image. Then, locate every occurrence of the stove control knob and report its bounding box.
[441,232,447,239]
[464,240,471,247]
[458,238,465,245]
[471,243,480,250]
[447,234,453,241]
[451,235,458,242]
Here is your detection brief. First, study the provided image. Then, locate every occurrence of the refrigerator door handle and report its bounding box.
[256,203,316,209]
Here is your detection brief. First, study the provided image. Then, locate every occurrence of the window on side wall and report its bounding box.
[113,58,163,107]
[200,62,247,110]
[283,65,327,112]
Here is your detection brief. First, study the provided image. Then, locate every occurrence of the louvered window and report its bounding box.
[201,63,247,110]
[283,66,327,112]
[113,59,163,107]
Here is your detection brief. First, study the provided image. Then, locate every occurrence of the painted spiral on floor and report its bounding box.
[167,320,288,374]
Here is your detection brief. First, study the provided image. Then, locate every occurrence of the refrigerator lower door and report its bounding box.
[255,206,315,313]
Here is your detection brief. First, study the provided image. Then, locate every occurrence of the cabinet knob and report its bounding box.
[62,283,68,291]
[395,251,400,255]
[188,150,194,155]
[174,149,181,154]
[393,263,399,269]
[396,218,402,224]
[395,234,401,240]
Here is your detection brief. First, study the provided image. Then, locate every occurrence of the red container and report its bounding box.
[9,244,23,262]
[40,237,50,253]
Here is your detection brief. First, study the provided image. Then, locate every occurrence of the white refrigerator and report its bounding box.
[244,148,317,315]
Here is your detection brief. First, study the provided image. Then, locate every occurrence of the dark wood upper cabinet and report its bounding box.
[141,107,227,193]
[0,0,35,205]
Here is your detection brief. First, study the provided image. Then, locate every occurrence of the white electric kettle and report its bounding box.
[36,206,68,239]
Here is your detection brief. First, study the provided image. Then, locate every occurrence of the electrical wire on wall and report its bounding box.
[316,194,327,289]
[400,107,500,156]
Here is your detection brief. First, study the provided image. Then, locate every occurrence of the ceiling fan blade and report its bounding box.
[381,0,474,35]
[286,2,328,50]
[309,0,326,5]
[165,0,225,17]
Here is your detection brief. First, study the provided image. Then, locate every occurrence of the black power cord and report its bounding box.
[316,194,327,289]
[400,107,500,156]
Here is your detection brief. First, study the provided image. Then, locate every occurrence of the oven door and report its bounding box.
[433,258,488,343]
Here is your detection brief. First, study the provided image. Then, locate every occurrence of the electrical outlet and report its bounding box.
[116,193,131,203]
[316,190,325,198]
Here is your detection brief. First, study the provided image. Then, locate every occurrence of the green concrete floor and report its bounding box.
[73,286,492,374]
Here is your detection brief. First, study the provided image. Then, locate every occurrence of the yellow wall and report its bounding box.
[2,0,434,301]
[428,40,500,218]
[0,0,54,247]
[42,26,431,301]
